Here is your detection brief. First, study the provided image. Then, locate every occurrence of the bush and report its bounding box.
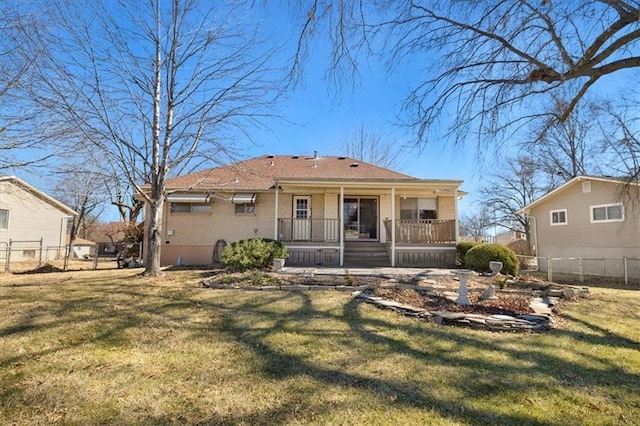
[464,243,519,276]
[222,238,287,272]
[456,241,482,267]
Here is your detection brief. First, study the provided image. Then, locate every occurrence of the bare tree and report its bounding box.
[293,1,640,146]
[479,157,545,254]
[522,97,603,186]
[23,1,281,275]
[459,208,493,242]
[597,101,640,183]
[52,164,105,270]
[342,125,402,169]
[0,2,54,171]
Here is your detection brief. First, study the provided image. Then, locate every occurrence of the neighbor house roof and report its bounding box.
[163,155,462,191]
[0,175,77,216]
[517,175,639,215]
[67,236,95,246]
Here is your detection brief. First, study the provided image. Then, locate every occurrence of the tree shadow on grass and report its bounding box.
[210,292,557,425]
[3,278,640,425]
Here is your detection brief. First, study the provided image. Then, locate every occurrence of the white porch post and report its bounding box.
[391,187,396,267]
[339,186,344,266]
[274,185,279,240]
[454,189,459,243]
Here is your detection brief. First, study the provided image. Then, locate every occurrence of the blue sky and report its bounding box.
[236,5,480,215]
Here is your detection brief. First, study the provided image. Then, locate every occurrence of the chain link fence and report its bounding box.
[0,240,113,273]
[517,255,640,285]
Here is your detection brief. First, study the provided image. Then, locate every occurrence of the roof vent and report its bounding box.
[292,155,299,159]
[338,156,346,160]
[350,163,359,168]
[266,155,274,158]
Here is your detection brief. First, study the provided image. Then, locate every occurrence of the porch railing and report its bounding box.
[384,219,456,244]
[278,218,340,242]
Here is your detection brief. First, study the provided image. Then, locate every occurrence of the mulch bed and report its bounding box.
[370,287,535,316]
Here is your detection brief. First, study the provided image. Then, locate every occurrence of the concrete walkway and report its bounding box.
[280,266,461,277]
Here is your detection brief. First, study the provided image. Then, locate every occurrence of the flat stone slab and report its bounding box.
[353,295,555,333]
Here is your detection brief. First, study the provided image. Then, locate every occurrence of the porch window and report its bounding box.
[400,198,437,220]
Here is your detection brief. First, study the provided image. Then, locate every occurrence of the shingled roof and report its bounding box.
[164,155,420,191]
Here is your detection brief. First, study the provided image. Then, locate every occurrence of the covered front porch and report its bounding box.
[277,218,456,245]
[272,181,461,267]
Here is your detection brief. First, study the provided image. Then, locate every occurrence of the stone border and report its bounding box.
[353,291,553,332]
[202,278,589,333]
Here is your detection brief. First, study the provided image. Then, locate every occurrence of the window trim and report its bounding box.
[549,209,568,226]
[235,203,256,215]
[169,202,212,214]
[400,197,438,220]
[0,209,8,229]
[590,203,624,223]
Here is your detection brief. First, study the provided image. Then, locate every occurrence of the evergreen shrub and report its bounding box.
[222,238,287,271]
[456,241,482,267]
[464,243,519,275]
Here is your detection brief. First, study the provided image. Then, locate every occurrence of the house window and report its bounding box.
[0,209,8,229]
[550,209,567,226]
[400,198,437,220]
[591,203,624,223]
[23,250,36,258]
[235,203,256,214]
[170,202,212,213]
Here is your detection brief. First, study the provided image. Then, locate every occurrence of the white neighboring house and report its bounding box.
[518,176,640,277]
[69,237,96,259]
[0,176,77,262]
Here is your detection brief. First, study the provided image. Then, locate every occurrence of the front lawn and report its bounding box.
[1,268,639,425]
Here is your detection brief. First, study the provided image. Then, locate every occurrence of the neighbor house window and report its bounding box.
[550,209,567,226]
[0,209,8,229]
[22,250,36,258]
[591,203,624,223]
[235,203,256,214]
[400,198,437,220]
[170,203,212,213]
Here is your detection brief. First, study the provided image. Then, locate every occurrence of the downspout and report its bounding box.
[59,216,66,259]
[274,184,279,240]
[391,187,396,267]
[527,214,538,257]
[339,186,344,266]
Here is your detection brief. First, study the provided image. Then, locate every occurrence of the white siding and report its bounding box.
[0,181,72,260]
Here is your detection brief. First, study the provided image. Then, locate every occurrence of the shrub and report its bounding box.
[456,241,482,267]
[464,243,519,276]
[221,238,287,272]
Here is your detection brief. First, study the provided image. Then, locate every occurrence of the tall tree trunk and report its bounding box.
[144,193,163,276]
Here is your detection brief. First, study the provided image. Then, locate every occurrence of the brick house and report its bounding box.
[146,155,465,267]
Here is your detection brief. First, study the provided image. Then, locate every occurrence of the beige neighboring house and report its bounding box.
[145,155,465,267]
[0,176,77,261]
[518,176,640,275]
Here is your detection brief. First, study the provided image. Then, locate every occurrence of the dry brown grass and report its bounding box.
[1,268,639,425]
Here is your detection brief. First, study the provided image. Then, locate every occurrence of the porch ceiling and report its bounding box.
[275,178,464,191]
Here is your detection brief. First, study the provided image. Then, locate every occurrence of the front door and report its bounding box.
[292,196,311,240]
[343,197,378,240]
